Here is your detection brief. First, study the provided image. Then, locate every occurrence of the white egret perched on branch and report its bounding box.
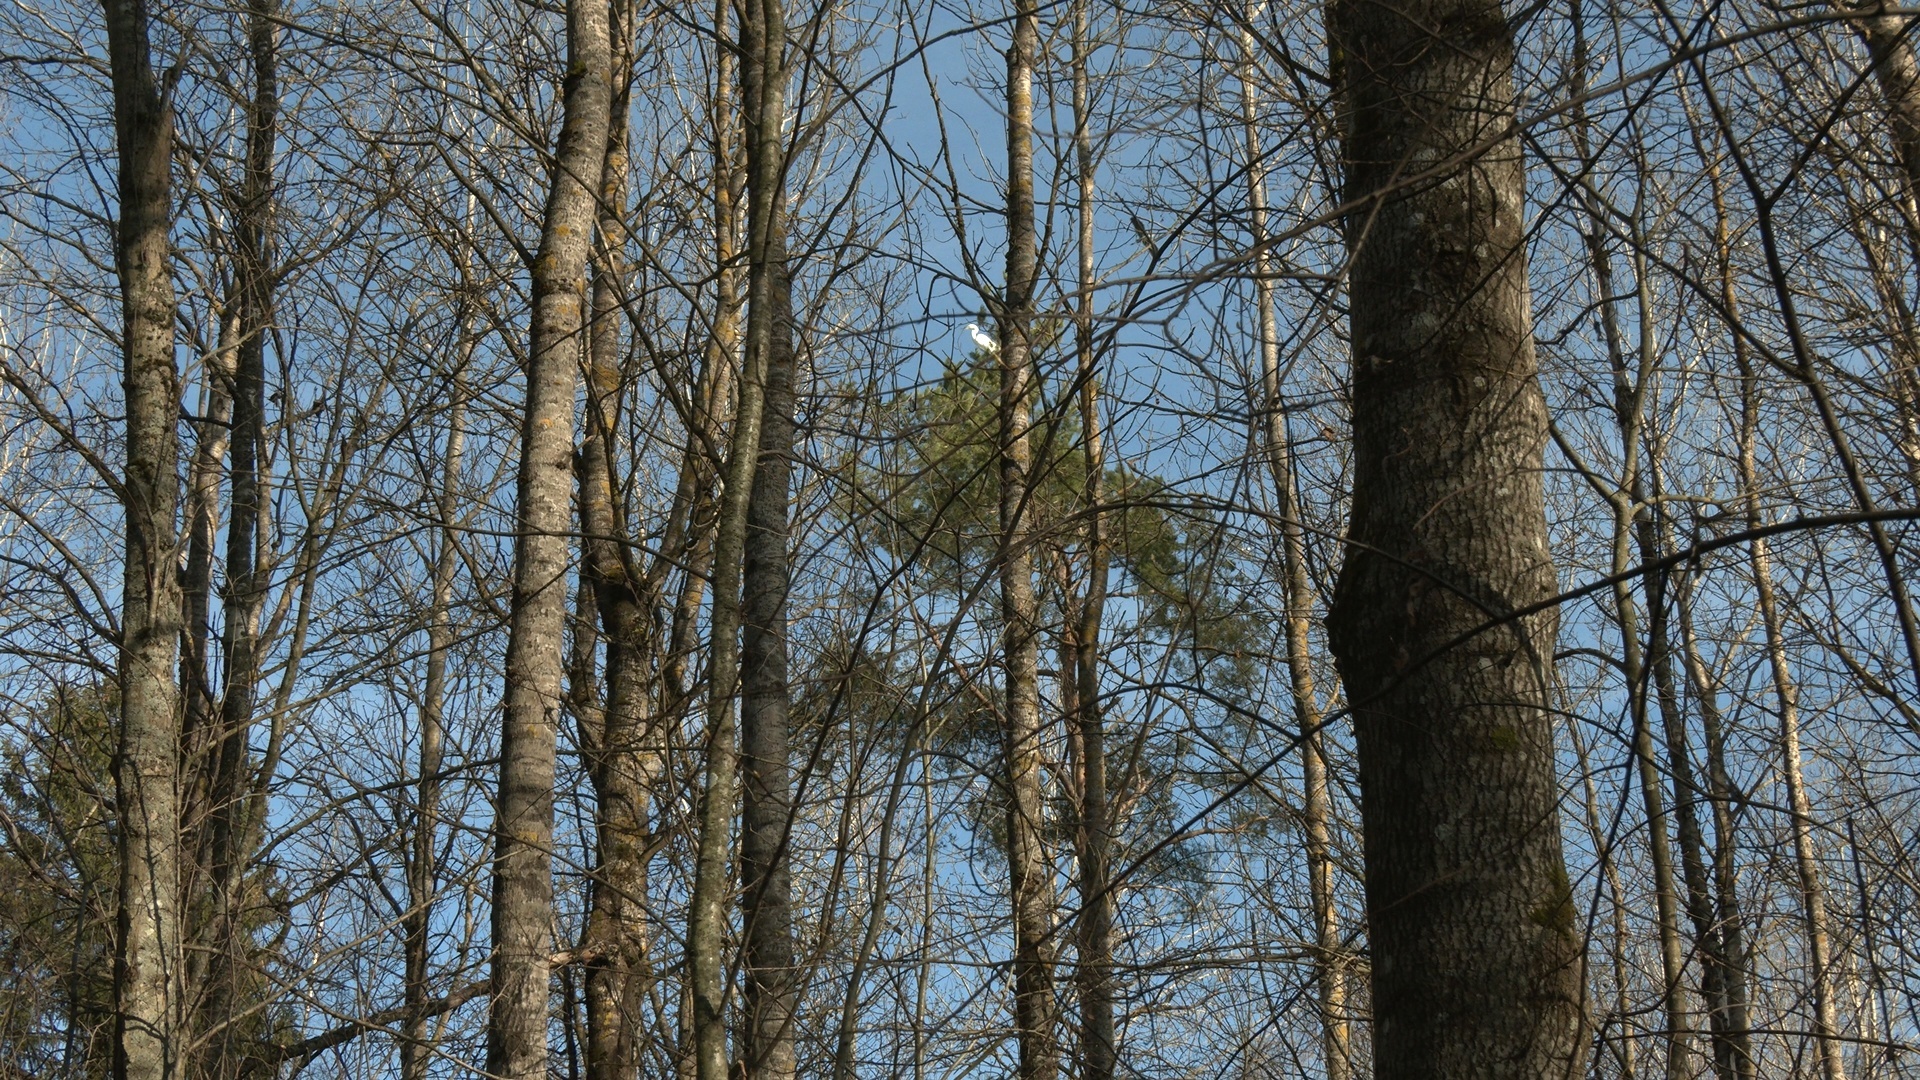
[965,322,999,355]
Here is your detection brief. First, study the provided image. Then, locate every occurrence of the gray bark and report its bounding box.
[404,362,466,1080]
[1840,0,1920,202]
[576,7,660,1077]
[1322,0,1588,1072]
[104,0,186,1072]
[738,0,799,1074]
[487,0,612,1074]
[1238,17,1349,1078]
[197,6,277,1071]
[688,0,776,1066]
[999,6,1058,1080]
[1069,6,1114,1078]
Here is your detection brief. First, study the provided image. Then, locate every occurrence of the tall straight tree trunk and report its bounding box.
[576,6,660,1078]
[1674,568,1756,1080]
[737,0,798,1075]
[1688,143,1761,1080]
[198,6,278,1071]
[1068,5,1115,1078]
[105,0,185,1073]
[687,0,779,1068]
[179,305,234,806]
[1736,354,1848,1080]
[1573,145,1692,1074]
[673,26,744,1071]
[1237,16,1349,1080]
[403,365,466,1080]
[1322,0,1587,1073]
[999,6,1058,1080]
[488,0,611,1074]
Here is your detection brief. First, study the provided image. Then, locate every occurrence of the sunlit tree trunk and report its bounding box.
[403,363,466,1080]
[575,7,661,1078]
[1737,355,1848,1080]
[103,0,185,1075]
[1323,0,1587,1072]
[687,0,778,1067]
[998,5,1058,1080]
[1069,4,1114,1078]
[1237,14,1349,1078]
[488,0,611,1073]
[196,6,278,1072]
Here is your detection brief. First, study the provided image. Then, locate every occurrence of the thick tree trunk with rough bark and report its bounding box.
[738,0,798,1075]
[104,0,186,1074]
[1323,0,1587,1074]
[999,7,1058,1080]
[487,0,611,1075]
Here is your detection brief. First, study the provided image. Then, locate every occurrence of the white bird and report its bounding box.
[966,322,999,354]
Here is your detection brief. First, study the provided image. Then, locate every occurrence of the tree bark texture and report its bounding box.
[999,6,1059,1080]
[1840,1,1920,202]
[196,7,278,1072]
[403,368,465,1080]
[688,1,777,1069]
[487,0,611,1074]
[1069,5,1115,1078]
[576,7,660,1078]
[738,0,799,1075]
[103,0,186,1072]
[1239,17,1349,1079]
[1323,0,1588,1073]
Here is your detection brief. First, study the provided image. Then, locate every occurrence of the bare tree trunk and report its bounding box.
[738,0,798,1075]
[1737,358,1848,1080]
[1838,0,1920,204]
[1688,147,1760,1080]
[197,7,278,1071]
[688,0,778,1067]
[1574,154,1691,1075]
[1674,569,1756,1080]
[999,6,1058,1080]
[1322,0,1587,1072]
[403,365,466,1080]
[104,0,185,1073]
[672,30,744,1071]
[1069,5,1114,1079]
[575,8,661,1078]
[1570,716,1638,1080]
[179,306,234,812]
[487,0,611,1074]
[1237,15,1348,1079]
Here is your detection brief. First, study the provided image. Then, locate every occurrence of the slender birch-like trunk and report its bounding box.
[998,6,1058,1080]
[575,7,663,1077]
[1737,355,1848,1080]
[687,0,778,1066]
[197,7,278,1071]
[1069,5,1114,1078]
[487,0,611,1074]
[1237,15,1348,1078]
[402,366,465,1080]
